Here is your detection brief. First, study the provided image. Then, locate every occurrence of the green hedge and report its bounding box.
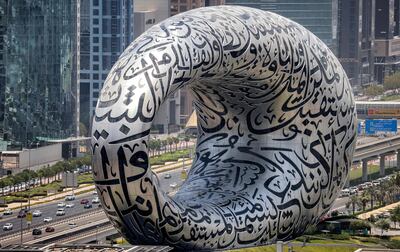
[150,149,191,165]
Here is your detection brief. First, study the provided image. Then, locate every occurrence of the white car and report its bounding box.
[92,190,98,195]
[164,173,172,179]
[92,197,100,204]
[56,209,65,216]
[340,189,350,197]
[32,210,42,217]
[3,209,12,215]
[64,195,75,201]
[169,183,178,189]
[68,223,77,228]
[57,202,66,208]
[3,223,13,231]
[66,203,75,208]
[43,217,53,223]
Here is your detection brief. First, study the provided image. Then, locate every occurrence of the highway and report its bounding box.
[0,190,99,236]
[353,135,400,162]
[0,166,187,246]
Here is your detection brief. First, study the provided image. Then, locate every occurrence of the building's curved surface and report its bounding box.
[91,6,357,250]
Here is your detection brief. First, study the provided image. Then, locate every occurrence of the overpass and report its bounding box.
[353,135,400,182]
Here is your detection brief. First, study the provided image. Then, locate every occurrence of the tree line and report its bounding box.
[148,136,191,156]
[0,155,91,193]
[346,173,400,215]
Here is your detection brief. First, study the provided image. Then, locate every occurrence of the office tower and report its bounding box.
[374,0,400,83]
[79,0,134,129]
[224,0,338,52]
[0,0,79,148]
[337,0,375,87]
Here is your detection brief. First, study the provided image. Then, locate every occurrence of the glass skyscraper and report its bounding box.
[224,0,338,52]
[0,0,79,147]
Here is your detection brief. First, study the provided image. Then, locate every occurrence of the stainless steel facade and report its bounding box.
[92,6,357,250]
[224,0,339,53]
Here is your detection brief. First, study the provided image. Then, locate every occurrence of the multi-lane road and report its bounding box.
[0,163,356,246]
[0,190,99,236]
[0,166,188,246]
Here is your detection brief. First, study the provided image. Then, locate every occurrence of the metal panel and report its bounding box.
[91,6,357,250]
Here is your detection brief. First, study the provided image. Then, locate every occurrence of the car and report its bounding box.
[56,209,65,216]
[3,223,13,231]
[3,209,12,215]
[64,195,75,201]
[84,204,92,209]
[164,173,172,179]
[68,223,77,228]
[349,188,357,195]
[17,210,26,218]
[45,226,55,232]
[57,202,66,208]
[80,199,89,204]
[66,203,75,208]
[32,210,42,217]
[169,183,178,189]
[92,197,100,204]
[364,182,373,188]
[43,217,53,223]
[32,228,42,235]
[340,189,350,197]
[92,190,98,195]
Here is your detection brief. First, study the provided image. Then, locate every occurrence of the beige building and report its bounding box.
[0,144,63,175]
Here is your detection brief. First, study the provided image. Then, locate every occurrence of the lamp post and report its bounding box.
[20,202,23,244]
[96,225,99,244]
[28,142,31,211]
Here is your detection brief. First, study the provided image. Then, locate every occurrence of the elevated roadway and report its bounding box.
[353,135,400,182]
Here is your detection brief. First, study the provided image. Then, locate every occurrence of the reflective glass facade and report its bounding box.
[0,0,79,147]
[224,0,338,52]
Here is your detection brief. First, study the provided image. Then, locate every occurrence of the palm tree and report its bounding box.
[391,206,400,229]
[184,135,190,148]
[365,186,377,210]
[148,139,156,156]
[161,140,167,154]
[360,194,369,212]
[167,137,174,153]
[37,169,45,186]
[349,195,360,215]
[375,219,390,237]
[173,137,179,151]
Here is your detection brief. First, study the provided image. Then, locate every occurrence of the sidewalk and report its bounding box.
[358,201,400,220]
[5,184,96,210]
[3,158,194,211]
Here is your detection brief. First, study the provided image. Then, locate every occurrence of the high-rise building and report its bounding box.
[224,0,338,52]
[337,0,375,87]
[79,0,134,129]
[0,0,79,148]
[374,0,400,83]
